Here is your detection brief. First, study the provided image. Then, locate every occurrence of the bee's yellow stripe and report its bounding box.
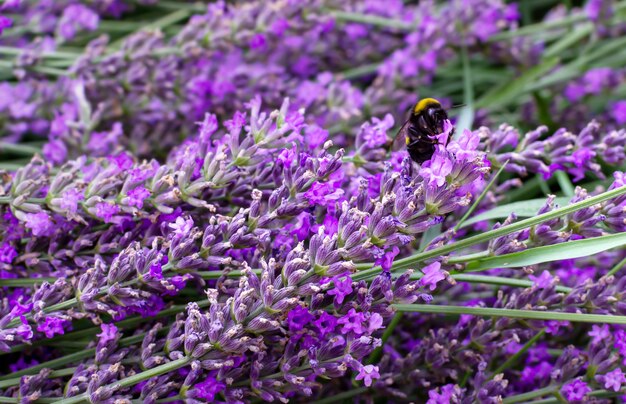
[413,98,441,115]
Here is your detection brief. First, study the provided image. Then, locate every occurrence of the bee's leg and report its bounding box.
[449,127,455,141]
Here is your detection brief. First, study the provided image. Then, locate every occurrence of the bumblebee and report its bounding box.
[391,98,454,164]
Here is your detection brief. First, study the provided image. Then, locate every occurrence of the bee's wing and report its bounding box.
[389,119,411,152]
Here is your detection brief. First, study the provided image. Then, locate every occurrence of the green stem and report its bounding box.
[606,256,626,277]
[488,1,626,41]
[0,59,68,76]
[327,2,626,42]
[445,251,490,264]
[502,385,556,404]
[529,389,626,403]
[0,277,56,286]
[0,330,152,382]
[554,171,575,197]
[336,62,380,80]
[198,269,261,279]
[108,9,191,50]
[7,275,161,328]
[55,357,192,404]
[0,46,79,59]
[0,349,96,382]
[325,9,412,30]
[310,387,368,404]
[0,368,77,389]
[153,0,207,12]
[353,185,626,281]
[233,356,345,388]
[492,329,546,376]
[0,161,31,171]
[0,196,46,204]
[430,274,572,293]
[392,304,626,324]
[454,161,508,231]
[4,300,205,356]
[0,142,41,156]
[367,312,403,364]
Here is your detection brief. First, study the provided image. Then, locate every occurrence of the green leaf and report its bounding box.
[325,10,412,30]
[465,233,626,272]
[442,274,572,293]
[554,171,575,197]
[392,304,626,324]
[505,175,546,202]
[337,62,379,80]
[461,197,571,228]
[543,24,592,58]
[532,91,558,132]
[476,57,560,109]
[419,223,442,252]
[354,184,626,281]
[529,36,626,92]
[454,44,475,135]
[0,278,56,287]
[492,329,546,375]
[108,9,191,50]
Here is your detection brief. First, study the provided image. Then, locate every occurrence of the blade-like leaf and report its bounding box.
[392,304,626,324]
[465,233,626,272]
[462,197,571,228]
[544,24,592,58]
[355,185,626,281]
[454,44,475,135]
[419,223,442,252]
[476,57,559,109]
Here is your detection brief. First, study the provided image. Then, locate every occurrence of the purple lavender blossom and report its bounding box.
[0,15,12,35]
[36,316,67,338]
[589,324,610,344]
[355,364,380,387]
[419,262,446,291]
[561,379,591,401]
[2,2,626,401]
[327,274,353,305]
[23,212,53,237]
[58,4,100,40]
[611,100,626,124]
[0,242,18,263]
[598,368,626,391]
[189,376,226,402]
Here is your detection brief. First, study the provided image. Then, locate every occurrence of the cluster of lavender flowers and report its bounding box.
[2,0,524,160]
[0,94,624,401]
[2,0,624,164]
[2,1,626,403]
[0,95,488,401]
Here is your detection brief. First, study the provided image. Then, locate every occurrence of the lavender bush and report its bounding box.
[1,1,626,403]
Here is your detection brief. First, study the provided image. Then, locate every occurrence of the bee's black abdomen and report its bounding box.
[407,140,436,164]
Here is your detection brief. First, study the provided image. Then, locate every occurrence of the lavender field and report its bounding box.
[0,1,626,403]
